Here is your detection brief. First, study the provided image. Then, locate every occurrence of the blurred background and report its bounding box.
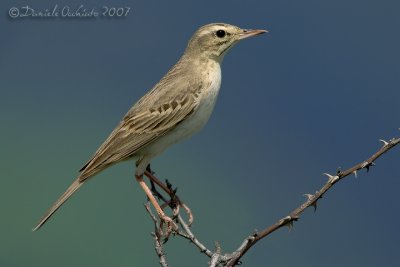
[1,0,399,266]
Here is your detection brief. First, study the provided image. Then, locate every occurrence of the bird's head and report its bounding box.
[185,23,267,62]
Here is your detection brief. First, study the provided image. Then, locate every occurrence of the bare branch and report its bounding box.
[176,214,213,258]
[153,232,169,267]
[142,134,399,266]
[225,136,400,266]
[144,203,169,267]
[209,242,222,267]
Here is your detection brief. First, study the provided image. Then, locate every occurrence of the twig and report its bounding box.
[153,232,169,267]
[225,136,400,266]
[209,242,222,267]
[144,203,169,267]
[176,214,213,258]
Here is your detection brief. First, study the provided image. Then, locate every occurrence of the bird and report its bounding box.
[33,23,266,231]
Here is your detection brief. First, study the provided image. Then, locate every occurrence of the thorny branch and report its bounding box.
[142,134,400,267]
[144,203,169,267]
[224,136,400,266]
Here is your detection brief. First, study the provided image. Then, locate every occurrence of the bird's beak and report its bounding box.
[238,29,268,40]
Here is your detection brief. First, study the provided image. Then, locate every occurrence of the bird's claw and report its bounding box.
[159,214,178,241]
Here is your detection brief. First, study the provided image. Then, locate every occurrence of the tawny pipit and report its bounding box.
[33,23,266,231]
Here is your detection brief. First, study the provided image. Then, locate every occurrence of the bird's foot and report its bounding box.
[164,179,193,226]
[143,169,194,227]
[159,214,178,241]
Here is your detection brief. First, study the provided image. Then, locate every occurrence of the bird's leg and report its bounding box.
[146,164,168,202]
[144,171,179,208]
[135,174,177,235]
[144,170,175,197]
[144,170,194,226]
[144,169,179,215]
[145,165,179,210]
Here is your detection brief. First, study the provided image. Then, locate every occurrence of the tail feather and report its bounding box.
[33,179,83,231]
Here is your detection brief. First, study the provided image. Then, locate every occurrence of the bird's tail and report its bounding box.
[32,178,83,231]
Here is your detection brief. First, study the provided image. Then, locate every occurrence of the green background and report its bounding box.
[1,0,399,266]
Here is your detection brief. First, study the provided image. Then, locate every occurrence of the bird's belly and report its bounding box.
[173,91,218,138]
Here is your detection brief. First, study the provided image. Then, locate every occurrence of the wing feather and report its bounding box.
[78,93,197,181]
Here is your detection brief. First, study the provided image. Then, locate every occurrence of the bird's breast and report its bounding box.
[187,61,222,131]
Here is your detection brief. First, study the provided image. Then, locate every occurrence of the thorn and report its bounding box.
[304,194,314,201]
[323,173,334,179]
[287,221,294,231]
[360,161,369,168]
[146,164,155,175]
[304,194,318,212]
[353,170,358,178]
[336,167,342,176]
[323,173,339,184]
[366,162,375,172]
[287,215,299,232]
[311,201,318,212]
[279,216,292,226]
[379,139,389,146]
[253,229,259,237]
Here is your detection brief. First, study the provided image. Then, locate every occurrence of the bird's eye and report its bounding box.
[216,29,226,38]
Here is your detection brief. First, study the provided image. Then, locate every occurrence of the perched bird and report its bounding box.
[33,23,266,231]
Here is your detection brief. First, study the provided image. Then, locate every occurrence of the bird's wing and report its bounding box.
[78,93,199,181]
